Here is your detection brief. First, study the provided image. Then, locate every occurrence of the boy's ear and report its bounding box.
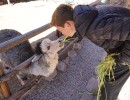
[64,21,71,27]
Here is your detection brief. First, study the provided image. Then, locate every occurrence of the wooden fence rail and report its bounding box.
[0,55,35,83]
[0,23,51,52]
[0,23,51,99]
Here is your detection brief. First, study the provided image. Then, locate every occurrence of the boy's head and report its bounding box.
[51,4,76,37]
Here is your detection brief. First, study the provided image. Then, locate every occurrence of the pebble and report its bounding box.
[63,57,70,65]
[57,61,67,72]
[73,43,82,50]
[68,50,77,58]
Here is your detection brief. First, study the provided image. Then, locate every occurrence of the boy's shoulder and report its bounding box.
[74,5,97,11]
[74,5,98,17]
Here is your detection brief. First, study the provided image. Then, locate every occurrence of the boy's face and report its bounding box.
[56,21,76,37]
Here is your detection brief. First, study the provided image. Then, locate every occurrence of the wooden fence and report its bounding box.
[0,23,78,100]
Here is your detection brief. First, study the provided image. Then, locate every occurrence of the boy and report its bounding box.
[51,4,130,100]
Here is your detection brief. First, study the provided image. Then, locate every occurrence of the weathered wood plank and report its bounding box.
[59,37,79,60]
[0,23,51,52]
[0,55,35,83]
[0,67,11,99]
[6,76,41,100]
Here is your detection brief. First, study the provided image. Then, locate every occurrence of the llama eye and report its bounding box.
[47,46,50,50]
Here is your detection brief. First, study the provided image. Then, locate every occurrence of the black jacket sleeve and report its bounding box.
[87,15,130,40]
[87,16,130,64]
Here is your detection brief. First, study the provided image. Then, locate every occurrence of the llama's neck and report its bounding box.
[45,52,58,59]
[44,52,59,73]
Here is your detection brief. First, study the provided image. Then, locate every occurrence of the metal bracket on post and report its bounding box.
[0,66,11,99]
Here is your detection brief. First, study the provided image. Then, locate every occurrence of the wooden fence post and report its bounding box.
[0,66,11,99]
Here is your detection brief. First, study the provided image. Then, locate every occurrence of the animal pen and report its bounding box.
[0,23,78,100]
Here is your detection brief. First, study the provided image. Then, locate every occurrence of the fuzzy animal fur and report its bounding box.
[22,38,64,77]
[0,29,34,85]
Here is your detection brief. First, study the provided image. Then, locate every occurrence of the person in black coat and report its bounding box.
[51,4,130,100]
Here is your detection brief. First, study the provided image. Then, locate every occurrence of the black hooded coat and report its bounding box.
[74,5,130,100]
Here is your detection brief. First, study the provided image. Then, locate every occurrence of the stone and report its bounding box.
[57,61,67,72]
[80,94,95,100]
[44,70,57,81]
[73,43,82,50]
[68,50,77,58]
[63,57,70,65]
[86,77,98,93]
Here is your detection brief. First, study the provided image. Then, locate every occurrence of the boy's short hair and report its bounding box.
[51,4,74,27]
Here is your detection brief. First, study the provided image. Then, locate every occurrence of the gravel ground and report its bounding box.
[20,37,107,100]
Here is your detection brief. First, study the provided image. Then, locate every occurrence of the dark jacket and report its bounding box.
[74,5,130,64]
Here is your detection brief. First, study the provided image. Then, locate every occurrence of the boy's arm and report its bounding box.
[89,16,130,64]
[87,16,130,41]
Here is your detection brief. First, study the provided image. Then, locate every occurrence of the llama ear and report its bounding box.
[40,38,51,53]
[43,38,51,43]
[41,38,51,48]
